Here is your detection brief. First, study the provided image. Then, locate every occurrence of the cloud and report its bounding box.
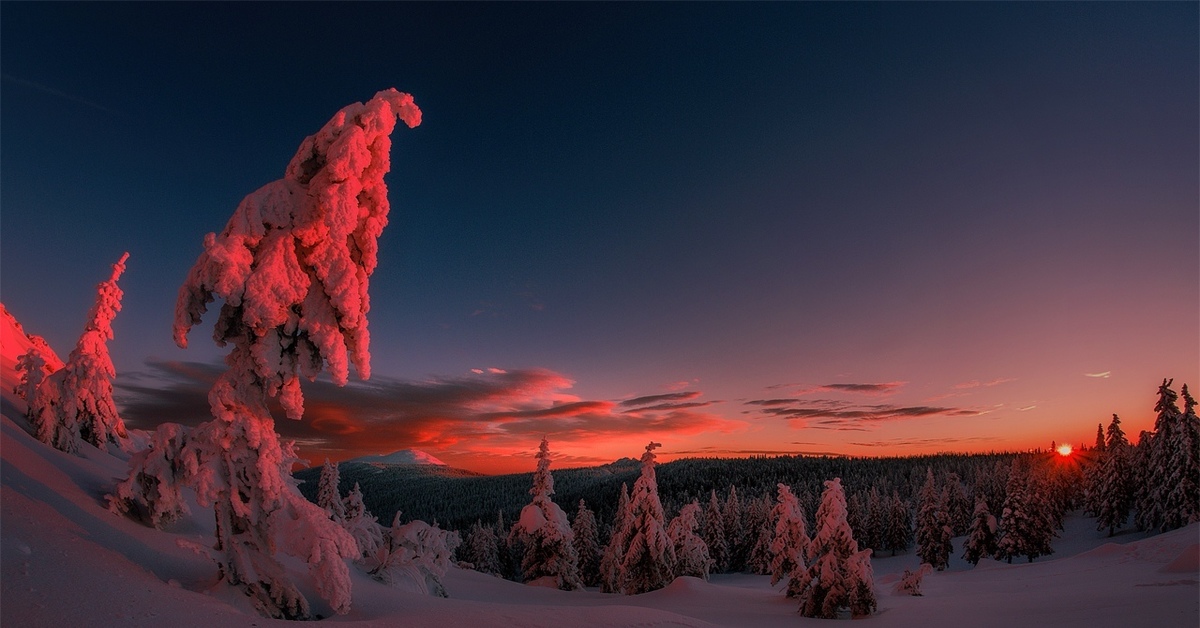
[1016,405,1036,412]
[2,73,127,117]
[116,360,744,465]
[744,397,982,430]
[767,382,906,396]
[954,377,1016,390]
[619,391,702,407]
[1085,371,1111,379]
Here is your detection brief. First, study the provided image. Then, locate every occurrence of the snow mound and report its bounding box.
[346,449,447,466]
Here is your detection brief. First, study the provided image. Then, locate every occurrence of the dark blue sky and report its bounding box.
[3,3,1196,470]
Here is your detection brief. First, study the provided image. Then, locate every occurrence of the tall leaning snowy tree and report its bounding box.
[29,252,130,453]
[793,478,876,619]
[117,90,422,619]
[509,437,582,590]
[609,442,676,594]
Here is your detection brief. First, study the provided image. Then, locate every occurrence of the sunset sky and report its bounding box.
[2,3,1196,474]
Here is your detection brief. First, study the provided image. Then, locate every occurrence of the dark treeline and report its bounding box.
[296,451,1018,536]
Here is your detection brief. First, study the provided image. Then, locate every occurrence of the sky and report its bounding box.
[2,3,1197,474]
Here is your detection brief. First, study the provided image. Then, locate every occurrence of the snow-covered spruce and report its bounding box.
[571,500,602,586]
[108,422,192,527]
[996,458,1056,563]
[599,482,631,592]
[604,442,676,594]
[702,489,730,574]
[961,496,998,565]
[343,482,385,559]
[767,483,809,596]
[793,478,876,619]
[318,458,347,522]
[915,468,953,570]
[508,437,582,590]
[29,253,130,454]
[1137,380,1200,532]
[1095,414,1134,536]
[893,563,933,596]
[461,520,502,576]
[14,346,50,404]
[368,513,460,597]
[111,90,421,620]
[668,500,712,580]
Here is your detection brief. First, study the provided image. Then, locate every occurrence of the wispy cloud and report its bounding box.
[764,381,906,396]
[744,397,982,430]
[117,361,743,465]
[1085,371,1111,379]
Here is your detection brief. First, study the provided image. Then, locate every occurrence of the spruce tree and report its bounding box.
[509,437,582,590]
[961,496,998,565]
[463,520,502,576]
[703,489,730,573]
[29,253,130,453]
[1169,384,1200,528]
[341,482,383,559]
[1095,414,1133,536]
[668,501,712,579]
[793,478,876,618]
[317,458,347,522]
[767,483,810,596]
[915,468,952,570]
[572,500,602,586]
[616,442,675,594]
[599,483,631,593]
[884,491,913,556]
[943,473,972,536]
[723,486,746,571]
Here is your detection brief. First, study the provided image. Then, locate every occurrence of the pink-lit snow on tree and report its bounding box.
[158,89,420,619]
[793,477,876,619]
[509,437,582,590]
[29,253,130,453]
[767,482,809,595]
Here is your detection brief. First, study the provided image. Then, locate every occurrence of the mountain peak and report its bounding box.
[345,449,447,466]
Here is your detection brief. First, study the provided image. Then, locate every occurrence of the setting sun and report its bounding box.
[1057,443,1074,457]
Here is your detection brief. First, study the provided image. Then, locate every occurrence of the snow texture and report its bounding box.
[794,477,877,618]
[510,437,582,590]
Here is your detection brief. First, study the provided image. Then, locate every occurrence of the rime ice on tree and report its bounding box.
[767,483,810,596]
[793,478,876,619]
[509,437,582,590]
[612,442,675,594]
[119,90,421,619]
[667,500,712,580]
[29,253,130,453]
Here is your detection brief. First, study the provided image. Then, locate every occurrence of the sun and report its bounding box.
[1056,443,1073,457]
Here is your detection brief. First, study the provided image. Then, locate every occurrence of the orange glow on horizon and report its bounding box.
[1056,443,1073,457]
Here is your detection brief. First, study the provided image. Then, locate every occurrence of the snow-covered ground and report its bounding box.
[1,309,1197,626]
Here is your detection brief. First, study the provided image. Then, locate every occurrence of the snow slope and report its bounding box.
[1,308,1197,627]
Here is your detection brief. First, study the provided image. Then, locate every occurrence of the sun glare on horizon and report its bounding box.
[1057,443,1073,457]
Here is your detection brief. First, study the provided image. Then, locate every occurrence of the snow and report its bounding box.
[1,308,1197,626]
[345,449,447,466]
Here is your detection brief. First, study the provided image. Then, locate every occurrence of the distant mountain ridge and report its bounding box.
[344,449,448,466]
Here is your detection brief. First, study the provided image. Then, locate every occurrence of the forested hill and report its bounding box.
[296,452,1020,533]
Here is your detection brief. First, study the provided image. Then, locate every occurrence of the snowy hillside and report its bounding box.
[1,308,1197,626]
[346,449,447,466]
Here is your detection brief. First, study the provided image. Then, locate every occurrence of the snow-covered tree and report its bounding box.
[461,520,502,576]
[318,458,347,522]
[996,458,1055,563]
[943,472,972,536]
[915,468,953,570]
[29,253,130,453]
[723,485,746,571]
[342,482,384,559]
[883,491,912,556]
[1095,414,1134,536]
[702,489,730,573]
[767,483,809,595]
[509,437,582,590]
[599,482,631,592]
[893,563,932,596]
[572,500,602,586]
[369,514,460,598]
[668,500,711,579]
[14,347,51,404]
[607,442,675,594]
[108,422,192,527]
[793,478,876,619]
[961,496,998,565]
[746,494,775,575]
[1135,379,1199,532]
[113,90,421,619]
